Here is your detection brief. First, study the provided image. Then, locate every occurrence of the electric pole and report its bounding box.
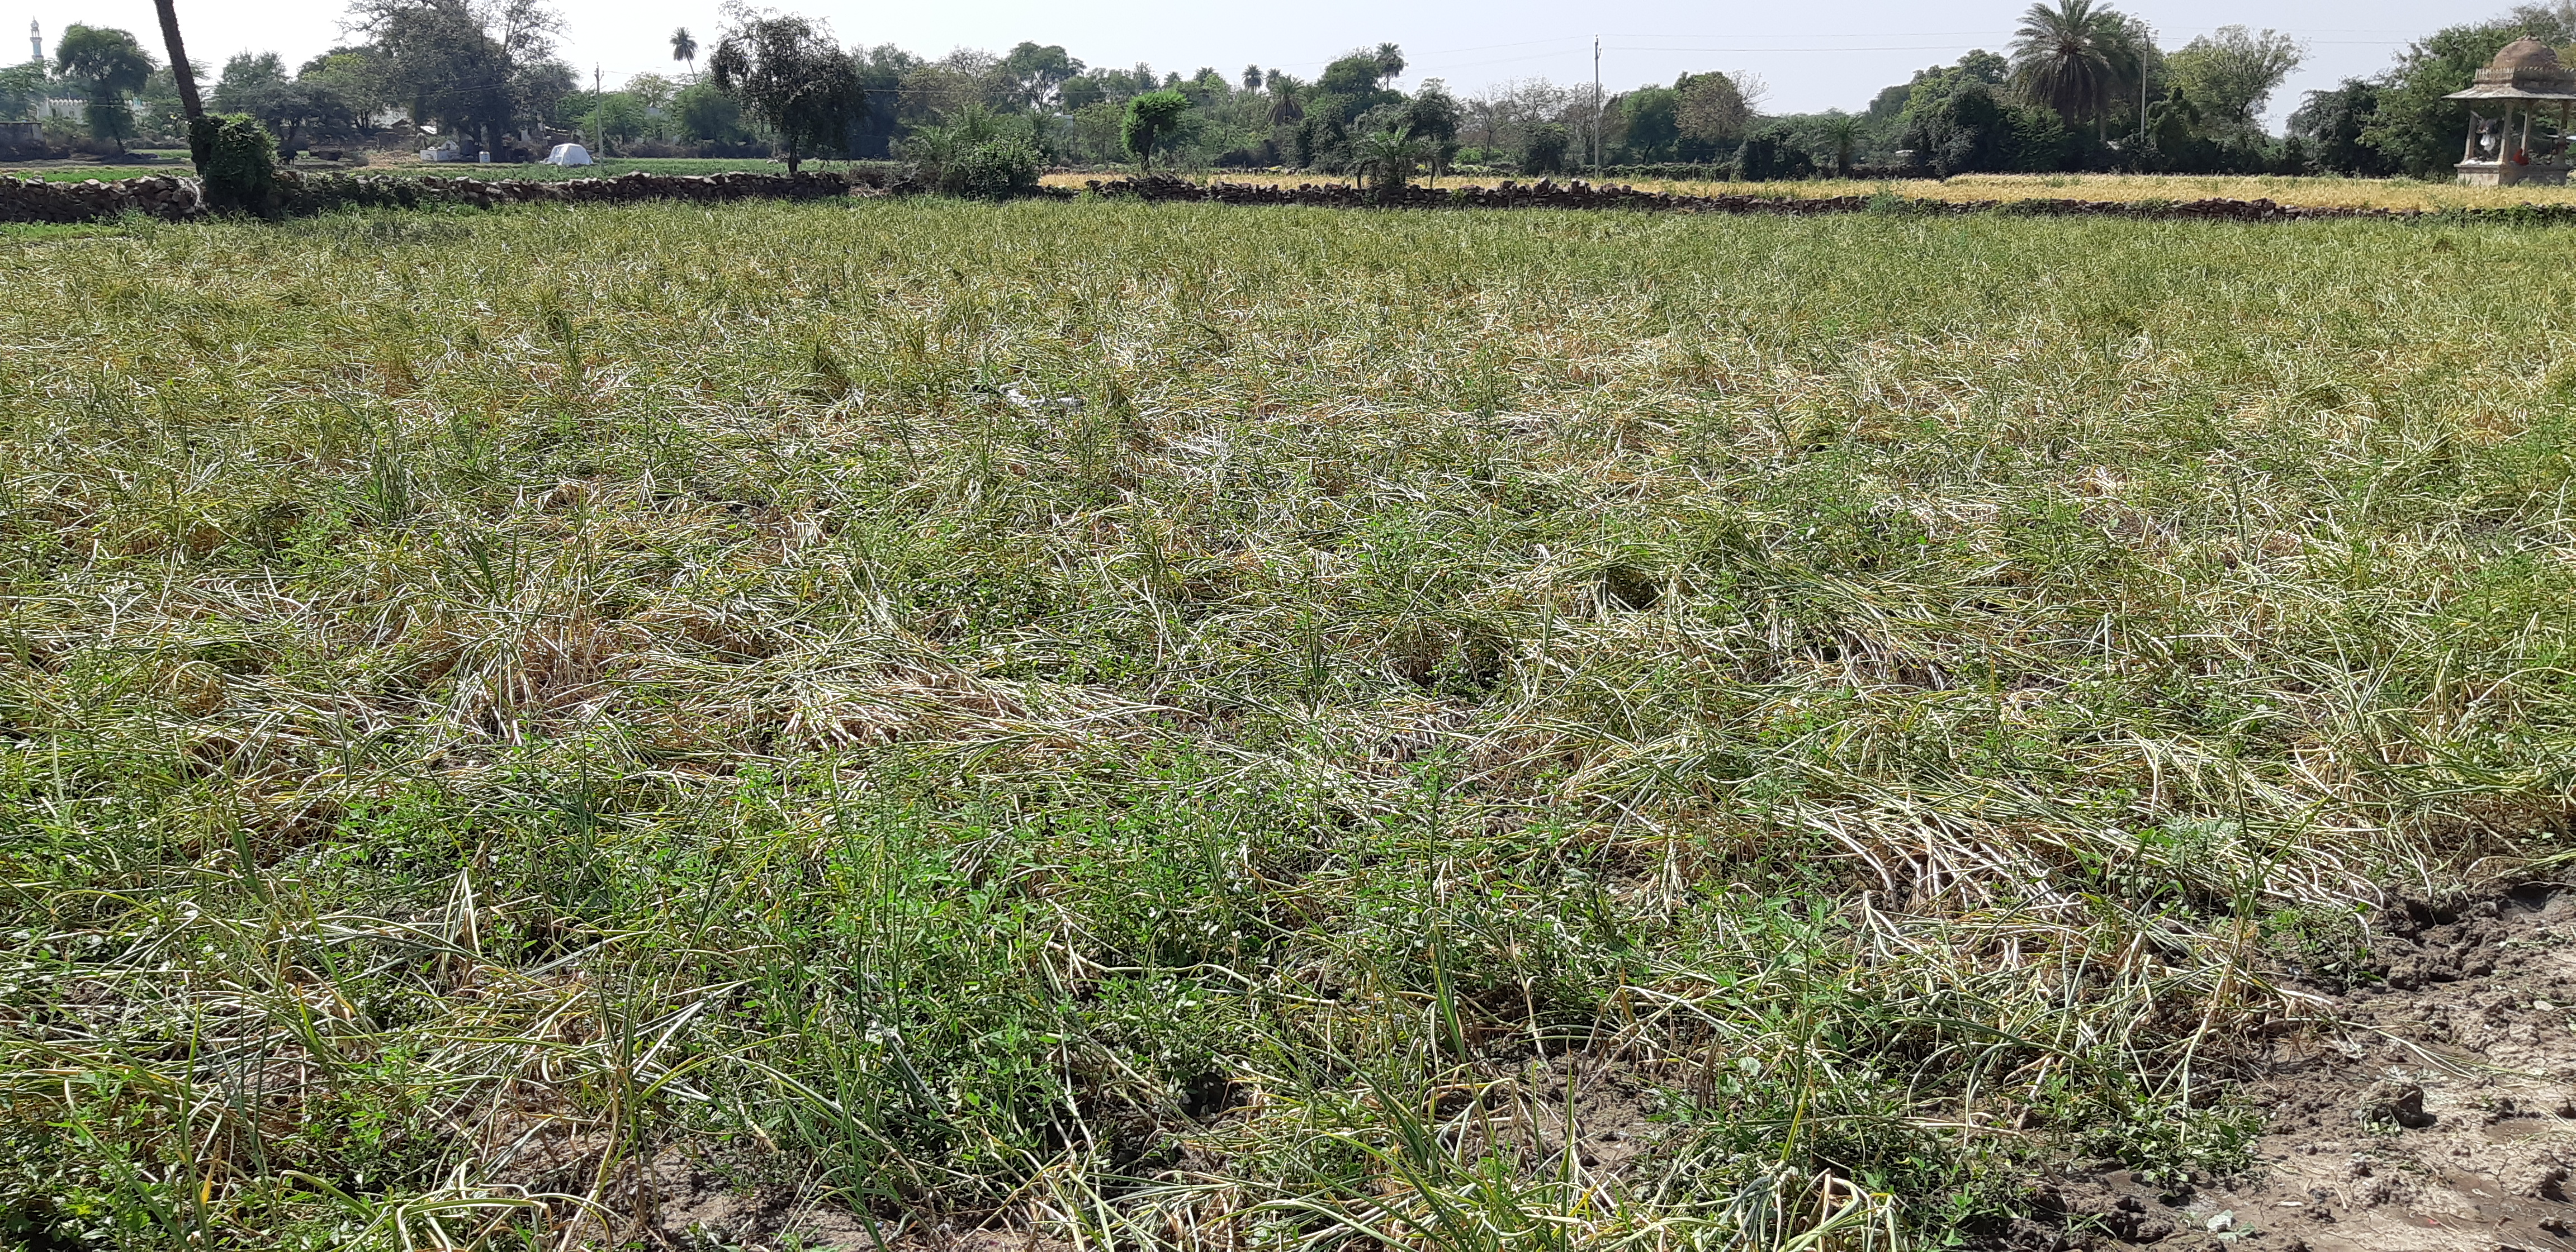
[1592,36,1602,173]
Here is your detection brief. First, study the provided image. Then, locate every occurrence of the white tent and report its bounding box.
[540,143,594,167]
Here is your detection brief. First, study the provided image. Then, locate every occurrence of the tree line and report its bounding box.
[0,0,2555,182]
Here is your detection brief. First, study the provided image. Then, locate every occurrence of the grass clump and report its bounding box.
[1,199,2573,1248]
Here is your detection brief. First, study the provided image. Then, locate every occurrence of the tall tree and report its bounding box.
[2164,26,2303,130]
[1264,70,1306,127]
[1465,78,1574,155]
[2289,78,2392,175]
[1120,88,1188,172]
[149,0,203,125]
[54,25,153,152]
[1675,72,1755,144]
[708,12,864,172]
[2007,0,2139,133]
[1000,42,1079,110]
[348,0,569,151]
[671,27,697,73]
[1399,78,1462,181]
[0,61,48,121]
[211,51,344,154]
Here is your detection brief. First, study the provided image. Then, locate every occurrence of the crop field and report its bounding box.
[2,199,2573,1250]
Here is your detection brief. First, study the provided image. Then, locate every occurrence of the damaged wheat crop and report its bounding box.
[1,197,2573,1250]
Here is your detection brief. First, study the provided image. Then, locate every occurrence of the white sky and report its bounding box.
[11,0,2482,129]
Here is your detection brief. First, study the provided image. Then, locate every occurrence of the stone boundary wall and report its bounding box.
[0,169,854,224]
[1060,176,2426,221]
[0,166,2563,226]
[0,174,206,222]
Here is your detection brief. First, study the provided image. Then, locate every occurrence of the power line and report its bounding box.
[1607,45,2005,54]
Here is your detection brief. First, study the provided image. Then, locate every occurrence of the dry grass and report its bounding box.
[1,198,2572,1250]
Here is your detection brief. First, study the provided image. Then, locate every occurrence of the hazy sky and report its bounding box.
[11,0,2482,129]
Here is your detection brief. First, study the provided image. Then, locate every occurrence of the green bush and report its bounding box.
[902,105,1045,200]
[1519,121,1571,174]
[948,139,1042,200]
[1734,125,1816,181]
[190,112,282,216]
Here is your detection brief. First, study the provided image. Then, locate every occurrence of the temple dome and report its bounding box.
[2475,38,2576,92]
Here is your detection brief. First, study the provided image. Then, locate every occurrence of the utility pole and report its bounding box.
[593,63,603,154]
[1592,36,1602,173]
[2133,71,2153,171]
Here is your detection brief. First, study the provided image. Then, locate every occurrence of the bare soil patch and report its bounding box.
[2021,891,2576,1251]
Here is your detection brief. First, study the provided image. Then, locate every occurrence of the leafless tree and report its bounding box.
[1465,77,1575,154]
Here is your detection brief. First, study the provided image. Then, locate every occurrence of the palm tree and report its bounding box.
[149,0,203,126]
[2008,0,2137,135]
[1351,124,1427,197]
[1818,114,1862,177]
[1265,70,1305,128]
[671,27,697,75]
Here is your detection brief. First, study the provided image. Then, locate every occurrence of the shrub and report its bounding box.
[945,139,1041,200]
[1519,122,1570,174]
[902,104,1044,200]
[191,112,282,216]
[1734,125,1816,181]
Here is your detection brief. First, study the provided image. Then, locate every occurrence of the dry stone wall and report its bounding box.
[1063,176,2430,221]
[0,174,204,222]
[0,169,851,224]
[0,165,2555,226]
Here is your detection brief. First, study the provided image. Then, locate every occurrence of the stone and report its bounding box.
[2357,1081,2437,1130]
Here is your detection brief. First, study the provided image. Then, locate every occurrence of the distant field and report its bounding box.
[3,199,2573,1249]
[0,155,800,182]
[11,158,2565,214]
[0,156,192,182]
[1046,169,2576,212]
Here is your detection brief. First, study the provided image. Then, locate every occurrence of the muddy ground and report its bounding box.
[638,890,2576,1250]
[2019,889,2576,1252]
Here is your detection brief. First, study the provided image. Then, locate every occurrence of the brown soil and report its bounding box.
[635,1151,1076,1252]
[588,893,2576,1249]
[2026,889,2576,1251]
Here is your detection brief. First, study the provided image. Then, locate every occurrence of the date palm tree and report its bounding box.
[2009,0,2139,135]
[1351,123,1426,197]
[1818,113,1862,177]
[1264,70,1306,128]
